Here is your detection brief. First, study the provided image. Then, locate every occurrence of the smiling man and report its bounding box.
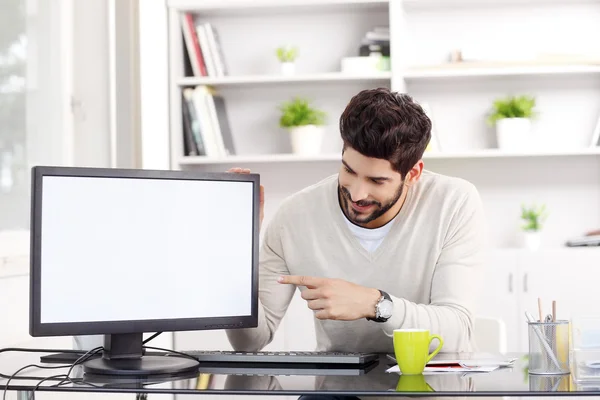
[226,88,486,357]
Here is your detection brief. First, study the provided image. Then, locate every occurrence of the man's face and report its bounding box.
[338,147,405,228]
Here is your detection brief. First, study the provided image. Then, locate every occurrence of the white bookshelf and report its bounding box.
[168,0,389,13]
[401,0,600,9]
[164,0,600,248]
[176,72,391,87]
[404,64,600,80]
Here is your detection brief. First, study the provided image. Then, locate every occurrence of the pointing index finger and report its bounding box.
[278,275,324,288]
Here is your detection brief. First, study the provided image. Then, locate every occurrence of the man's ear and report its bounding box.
[404,160,424,187]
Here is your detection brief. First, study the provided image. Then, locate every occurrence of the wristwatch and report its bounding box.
[367,290,393,323]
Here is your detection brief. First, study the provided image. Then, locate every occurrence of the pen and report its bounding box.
[525,311,562,371]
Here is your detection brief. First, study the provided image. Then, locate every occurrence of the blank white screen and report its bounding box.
[40,175,254,323]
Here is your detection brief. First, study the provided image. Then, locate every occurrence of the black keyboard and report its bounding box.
[40,350,379,367]
[183,350,379,365]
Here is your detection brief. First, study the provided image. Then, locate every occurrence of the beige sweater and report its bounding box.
[227,170,486,354]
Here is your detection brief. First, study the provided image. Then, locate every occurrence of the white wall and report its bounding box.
[1,0,170,362]
[139,0,170,170]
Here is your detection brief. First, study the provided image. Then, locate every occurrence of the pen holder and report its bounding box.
[529,374,570,392]
[528,320,570,375]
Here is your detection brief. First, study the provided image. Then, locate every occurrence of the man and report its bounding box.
[227,88,486,356]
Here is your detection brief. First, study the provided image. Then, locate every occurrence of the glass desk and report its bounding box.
[2,351,600,398]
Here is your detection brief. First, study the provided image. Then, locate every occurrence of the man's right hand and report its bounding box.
[226,167,264,230]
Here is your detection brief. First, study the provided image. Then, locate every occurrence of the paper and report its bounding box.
[385,354,517,375]
[428,359,516,368]
[386,364,499,375]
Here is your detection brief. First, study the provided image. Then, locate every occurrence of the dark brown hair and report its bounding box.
[339,88,431,178]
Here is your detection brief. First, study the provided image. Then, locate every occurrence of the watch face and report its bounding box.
[378,299,393,318]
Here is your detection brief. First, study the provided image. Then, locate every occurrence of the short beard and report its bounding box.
[338,182,404,226]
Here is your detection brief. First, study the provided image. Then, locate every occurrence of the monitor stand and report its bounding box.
[82,333,199,377]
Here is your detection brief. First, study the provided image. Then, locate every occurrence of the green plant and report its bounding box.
[520,203,548,232]
[276,46,298,63]
[487,95,537,125]
[279,97,326,128]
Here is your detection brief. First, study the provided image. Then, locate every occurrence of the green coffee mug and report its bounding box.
[393,329,443,375]
[395,374,434,392]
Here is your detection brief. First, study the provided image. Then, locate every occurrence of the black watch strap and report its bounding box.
[367,289,392,322]
[379,289,391,302]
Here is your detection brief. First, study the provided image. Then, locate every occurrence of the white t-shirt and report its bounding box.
[342,209,396,253]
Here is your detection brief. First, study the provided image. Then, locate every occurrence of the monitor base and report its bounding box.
[83,355,199,377]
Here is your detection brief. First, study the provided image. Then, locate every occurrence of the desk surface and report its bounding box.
[1,351,599,397]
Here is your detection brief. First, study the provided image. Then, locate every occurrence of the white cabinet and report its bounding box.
[475,248,600,353]
[519,249,600,350]
[474,249,522,352]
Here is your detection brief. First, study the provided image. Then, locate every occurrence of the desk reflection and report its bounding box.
[222,360,476,395]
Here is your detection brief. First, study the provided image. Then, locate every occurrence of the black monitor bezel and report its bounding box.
[29,165,260,337]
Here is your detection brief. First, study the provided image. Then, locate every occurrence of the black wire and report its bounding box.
[29,374,68,400]
[0,347,85,380]
[50,347,104,389]
[142,332,162,344]
[2,363,69,400]
[142,345,200,363]
[29,347,105,400]
[1,334,167,398]
[1,346,101,400]
[29,350,106,400]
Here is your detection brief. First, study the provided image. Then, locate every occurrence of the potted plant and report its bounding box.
[279,97,327,155]
[276,45,298,76]
[520,203,548,251]
[487,95,537,150]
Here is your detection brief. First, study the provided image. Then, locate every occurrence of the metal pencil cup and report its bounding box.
[528,320,570,375]
[529,374,570,392]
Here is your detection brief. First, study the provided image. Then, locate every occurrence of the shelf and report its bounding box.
[404,64,600,80]
[179,153,342,165]
[179,148,600,165]
[402,0,600,10]
[168,0,389,13]
[176,65,600,88]
[176,72,392,87]
[422,148,600,159]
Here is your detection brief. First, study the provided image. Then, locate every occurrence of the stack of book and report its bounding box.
[181,85,235,157]
[180,12,228,77]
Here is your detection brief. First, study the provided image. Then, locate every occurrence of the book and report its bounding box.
[180,13,207,76]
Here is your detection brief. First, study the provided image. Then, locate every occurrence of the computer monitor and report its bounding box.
[29,166,260,377]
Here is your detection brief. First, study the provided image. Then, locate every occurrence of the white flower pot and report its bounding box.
[289,125,324,155]
[280,62,295,76]
[496,118,532,150]
[523,231,542,251]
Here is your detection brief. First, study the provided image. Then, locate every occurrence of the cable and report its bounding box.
[0,347,101,400]
[30,347,105,400]
[0,347,85,380]
[29,374,68,400]
[3,364,46,400]
[142,332,162,344]
[2,363,70,400]
[142,345,200,363]
[49,347,104,389]
[1,334,167,398]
